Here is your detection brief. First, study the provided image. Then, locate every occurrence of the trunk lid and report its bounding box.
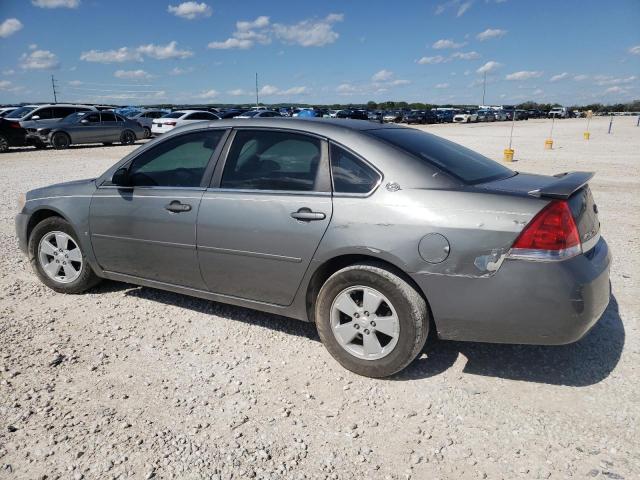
[477,171,600,249]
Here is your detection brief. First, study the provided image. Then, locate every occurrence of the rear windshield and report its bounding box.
[368,128,514,184]
[5,106,35,119]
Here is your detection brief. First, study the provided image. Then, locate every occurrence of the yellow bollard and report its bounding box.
[503,148,514,162]
[584,132,590,140]
[544,139,553,150]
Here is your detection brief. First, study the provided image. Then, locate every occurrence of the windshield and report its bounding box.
[241,111,259,117]
[163,111,186,119]
[5,106,36,119]
[368,128,514,184]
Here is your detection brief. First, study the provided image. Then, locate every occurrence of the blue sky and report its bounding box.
[0,0,638,106]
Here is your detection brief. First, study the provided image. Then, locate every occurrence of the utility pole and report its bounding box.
[255,72,259,108]
[51,74,58,103]
[482,71,486,106]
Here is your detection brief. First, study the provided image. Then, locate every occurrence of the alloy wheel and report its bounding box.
[38,231,83,284]
[330,285,400,360]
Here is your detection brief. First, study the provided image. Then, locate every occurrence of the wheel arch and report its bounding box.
[305,253,433,327]
[26,208,68,244]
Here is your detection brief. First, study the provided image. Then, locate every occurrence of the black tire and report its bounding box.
[33,141,46,149]
[102,142,113,146]
[51,132,70,150]
[315,262,429,378]
[28,217,101,294]
[143,127,151,139]
[120,130,136,145]
[0,134,8,153]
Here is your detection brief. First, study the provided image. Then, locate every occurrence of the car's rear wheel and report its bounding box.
[0,135,9,153]
[28,217,101,294]
[51,132,70,150]
[143,127,151,139]
[315,262,429,378]
[120,130,136,145]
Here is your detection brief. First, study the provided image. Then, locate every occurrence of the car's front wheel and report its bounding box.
[51,132,70,150]
[28,217,101,294]
[315,262,429,378]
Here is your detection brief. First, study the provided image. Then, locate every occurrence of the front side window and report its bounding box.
[221,130,321,191]
[85,113,100,123]
[330,144,380,194]
[32,108,53,120]
[127,130,224,188]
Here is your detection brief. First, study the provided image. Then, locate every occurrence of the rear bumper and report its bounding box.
[411,237,612,345]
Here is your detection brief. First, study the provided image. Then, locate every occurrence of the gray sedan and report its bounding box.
[31,111,145,149]
[15,118,611,377]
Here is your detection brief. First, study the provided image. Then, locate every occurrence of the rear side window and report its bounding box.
[187,112,216,120]
[221,130,321,191]
[330,144,380,194]
[368,128,513,184]
[128,130,224,187]
[52,107,75,118]
[101,112,116,122]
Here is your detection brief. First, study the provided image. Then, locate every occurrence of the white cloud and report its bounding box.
[257,84,307,96]
[68,80,82,86]
[629,45,640,55]
[573,74,588,81]
[505,70,543,81]
[336,83,359,95]
[533,88,544,95]
[0,18,23,38]
[20,49,59,70]
[80,47,142,63]
[432,39,465,49]
[604,86,625,94]
[550,72,569,82]
[0,80,12,89]
[237,16,270,31]
[197,89,218,99]
[371,69,394,82]
[476,28,507,41]
[137,41,193,59]
[169,67,192,75]
[114,69,152,80]
[476,60,501,74]
[208,37,253,50]
[593,75,637,86]
[273,13,343,47]
[435,83,449,89]
[457,1,473,16]
[390,79,410,86]
[167,2,212,20]
[32,0,79,8]
[451,51,480,60]
[281,86,308,95]
[417,55,446,64]
[228,88,248,96]
[2,69,16,75]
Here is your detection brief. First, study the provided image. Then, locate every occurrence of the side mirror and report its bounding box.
[80,119,89,124]
[111,167,130,186]
[31,115,40,120]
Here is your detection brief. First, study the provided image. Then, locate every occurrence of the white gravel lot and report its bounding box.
[0,117,638,480]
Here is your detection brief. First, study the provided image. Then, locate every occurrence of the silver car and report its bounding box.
[15,119,611,377]
[32,111,145,149]
[127,109,170,138]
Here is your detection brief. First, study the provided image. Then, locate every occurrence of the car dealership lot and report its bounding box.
[0,117,638,479]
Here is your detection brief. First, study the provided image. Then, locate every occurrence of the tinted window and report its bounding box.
[5,106,35,119]
[330,144,380,194]
[75,107,91,113]
[221,130,321,191]
[128,130,223,187]
[52,107,76,118]
[101,112,117,122]
[187,112,216,120]
[32,108,53,120]
[85,113,100,123]
[368,128,514,184]
[165,111,186,119]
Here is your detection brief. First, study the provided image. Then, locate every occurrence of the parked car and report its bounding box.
[383,111,403,123]
[493,110,508,121]
[236,110,282,119]
[15,118,610,378]
[349,110,370,120]
[476,109,496,122]
[218,109,246,119]
[434,109,455,123]
[404,110,438,124]
[367,111,383,122]
[0,116,28,152]
[151,110,220,135]
[549,107,569,119]
[4,104,98,148]
[516,109,529,120]
[453,110,479,123]
[0,107,18,118]
[28,111,145,149]
[128,109,170,138]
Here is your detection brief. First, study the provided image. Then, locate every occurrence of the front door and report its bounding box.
[197,129,333,306]
[90,129,226,288]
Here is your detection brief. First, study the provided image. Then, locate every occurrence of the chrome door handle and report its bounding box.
[291,207,326,221]
[165,200,192,213]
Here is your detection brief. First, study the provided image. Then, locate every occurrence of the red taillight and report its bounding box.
[511,200,581,258]
[9,121,21,129]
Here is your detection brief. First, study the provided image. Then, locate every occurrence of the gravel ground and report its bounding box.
[0,117,638,480]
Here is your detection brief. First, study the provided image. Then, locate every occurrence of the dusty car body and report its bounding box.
[15,118,611,377]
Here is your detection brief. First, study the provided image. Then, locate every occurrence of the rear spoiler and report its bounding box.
[528,171,595,199]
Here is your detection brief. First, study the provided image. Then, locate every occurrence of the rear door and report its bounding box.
[90,129,228,288]
[99,111,120,142]
[197,128,333,305]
